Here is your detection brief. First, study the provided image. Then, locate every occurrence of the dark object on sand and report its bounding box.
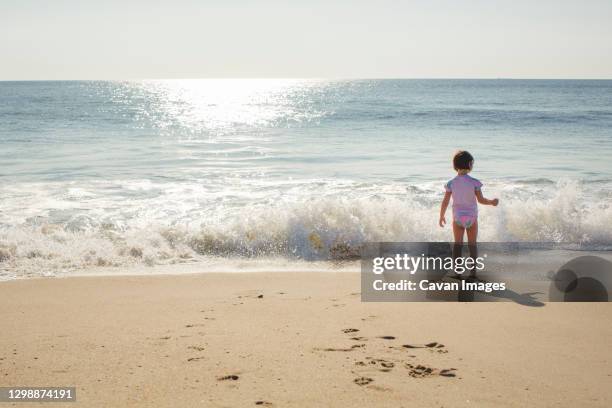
[549,256,611,302]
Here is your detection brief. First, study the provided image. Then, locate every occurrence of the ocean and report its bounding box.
[1,79,611,278]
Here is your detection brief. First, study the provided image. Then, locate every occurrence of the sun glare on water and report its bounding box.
[131,79,327,135]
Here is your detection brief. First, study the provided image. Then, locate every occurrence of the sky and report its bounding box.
[1,0,612,80]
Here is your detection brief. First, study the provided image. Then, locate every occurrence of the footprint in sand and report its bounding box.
[350,336,367,341]
[404,363,456,378]
[342,328,359,333]
[255,401,273,406]
[378,336,396,340]
[354,377,373,386]
[317,344,365,352]
[354,358,395,373]
[402,342,439,348]
[188,346,205,351]
[405,364,433,377]
[439,368,457,377]
[217,375,239,381]
[426,342,448,354]
[401,341,447,353]
[187,357,205,362]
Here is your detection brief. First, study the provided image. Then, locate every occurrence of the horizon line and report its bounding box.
[2,77,612,82]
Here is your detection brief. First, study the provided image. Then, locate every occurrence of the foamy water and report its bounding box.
[1,79,611,278]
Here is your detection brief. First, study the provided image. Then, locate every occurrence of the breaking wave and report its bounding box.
[1,180,611,279]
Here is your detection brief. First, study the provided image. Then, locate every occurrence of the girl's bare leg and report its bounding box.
[452,222,465,277]
[466,220,478,277]
[452,221,465,244]
[466,219,478,244]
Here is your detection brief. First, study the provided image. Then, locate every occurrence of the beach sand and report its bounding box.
[1,272,611,407]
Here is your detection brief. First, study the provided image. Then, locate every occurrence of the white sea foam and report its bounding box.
[1,179,610,279]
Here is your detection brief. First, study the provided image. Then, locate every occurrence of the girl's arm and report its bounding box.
[476,190,499,206]
[439,191,451,227]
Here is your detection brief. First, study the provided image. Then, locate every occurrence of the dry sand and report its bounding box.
[1,272,611,407]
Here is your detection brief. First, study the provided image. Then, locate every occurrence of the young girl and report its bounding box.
[439,151,498,274]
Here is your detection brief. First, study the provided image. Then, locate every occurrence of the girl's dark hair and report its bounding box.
[453,150,474,170]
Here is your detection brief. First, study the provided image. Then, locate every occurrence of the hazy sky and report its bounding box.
[2,0,611,79]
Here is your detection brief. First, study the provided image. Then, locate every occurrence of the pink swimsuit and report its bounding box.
[444,175,482,228]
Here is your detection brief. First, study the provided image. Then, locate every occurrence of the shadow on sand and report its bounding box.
[459,288,545,307]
